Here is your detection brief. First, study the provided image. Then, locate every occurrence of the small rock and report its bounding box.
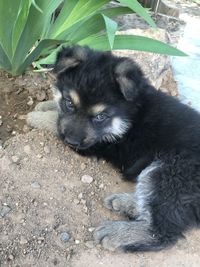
[99,183,104,189]
[75,240,80,244]
[88,227,95,232]
[23,125,30,133]
[8,254,14,260]
[78,193,83,199]
[73,199,80,205]
[0,206,11,218]
[27,96,34,106]
[18,114,26,120]
[60,232,70,243]
[85,241,95,249]
[81,175,93,184]
[80,163,86,170]
[24,145,31,154]
[20,236,28,245]
[36,90,46,101]
[44,145,51,154]
[11,155,20,164]
[31,181,41,189]
[80,199,86,205]
[0,119,2,126]
[60,186,66,193]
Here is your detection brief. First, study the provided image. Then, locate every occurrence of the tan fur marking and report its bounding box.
[69,90,80,106]
[89,104,107,115]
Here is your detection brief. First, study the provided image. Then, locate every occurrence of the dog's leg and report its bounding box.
[104,193,138,219]
[34,100,58,112]
[26,110,58,135]
[95,160,186,252]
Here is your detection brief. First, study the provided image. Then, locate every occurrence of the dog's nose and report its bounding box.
[64,137,80,147]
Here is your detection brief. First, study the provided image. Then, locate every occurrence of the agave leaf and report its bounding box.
[118,0,156,28]
[102,15,118,49]
[50,0,110,39]
[79,34,187,56]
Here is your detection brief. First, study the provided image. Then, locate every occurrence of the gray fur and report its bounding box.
[94,220,154,251]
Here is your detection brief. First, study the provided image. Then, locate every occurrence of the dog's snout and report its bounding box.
[64,137,80,147]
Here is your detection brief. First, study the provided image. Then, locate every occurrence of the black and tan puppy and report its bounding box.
[28,46,200,252]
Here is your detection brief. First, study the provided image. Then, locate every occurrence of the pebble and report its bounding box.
[60,232,70,243]
[73,199,80,205]
[81,175,93,184]
[88,227,95,232]
[27,96,34,106]
[80,163,86,170]
[85,241,95,249]
[0,206,11,218]
[44,145,51,154]
[78,193,83,199]
[8,254,14,260]
[99,183,104,189]
[11,155,20,164]
[31,181,41,189]
[24,145,31,154]
[20,236,28,245]
[75,240,80,244]
[0,119,2,126]
[60,186,66,193]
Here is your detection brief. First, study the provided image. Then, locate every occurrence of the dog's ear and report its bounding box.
[54,46,89,75]
[115,59,141,101]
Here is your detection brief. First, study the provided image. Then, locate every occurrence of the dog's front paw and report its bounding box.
[94,221,135,251]
[104,193,138,218]
[26,110,58,135]
[34,100,58,112]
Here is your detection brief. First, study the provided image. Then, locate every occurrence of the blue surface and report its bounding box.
[172,16,200,112]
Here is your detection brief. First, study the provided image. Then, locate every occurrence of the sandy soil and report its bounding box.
[1,131,200,267]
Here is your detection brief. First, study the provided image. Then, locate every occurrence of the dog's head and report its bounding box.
[54,46,146,150]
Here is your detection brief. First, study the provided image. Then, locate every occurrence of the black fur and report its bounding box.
[54,45,200,252]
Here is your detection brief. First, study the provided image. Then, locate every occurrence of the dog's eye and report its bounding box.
[93,113,108,123]
[65,97,74,111]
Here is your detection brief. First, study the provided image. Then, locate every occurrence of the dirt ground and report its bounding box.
[1,131,200,267]
[1,1,200,266]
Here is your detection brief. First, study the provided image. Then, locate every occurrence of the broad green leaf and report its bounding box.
[12,0,49,70]
[51,0,110,38]
[102,15,117,49]
[0,0,21,59]
[15,39,65,75]
[0,44,12,72]
[101,6,134,17]
[79,34,187,56]
[118,0,156,28]
[12,0,31,55]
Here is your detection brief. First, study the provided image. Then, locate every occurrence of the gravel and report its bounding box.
[81,175,93,184]
[60,232,70,243]
[0,206,12,218]
[31,181,41,189]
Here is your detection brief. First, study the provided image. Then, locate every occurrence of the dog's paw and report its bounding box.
[26,110,58,135]
[93,221,137,251]
[104,193,137,218]
[94,220,152,251]
[34,100,58,112]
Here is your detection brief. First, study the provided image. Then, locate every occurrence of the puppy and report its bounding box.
[28,46,200,252]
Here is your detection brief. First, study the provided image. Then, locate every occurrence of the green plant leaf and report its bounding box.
[102,15,117,49]
[79,34,187,56]
[50,0,110,39]
[0,44,12,72]
[0,0,22,59]
[15,39,65,75]
[101,6,134,17]
[118,0,156,28]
